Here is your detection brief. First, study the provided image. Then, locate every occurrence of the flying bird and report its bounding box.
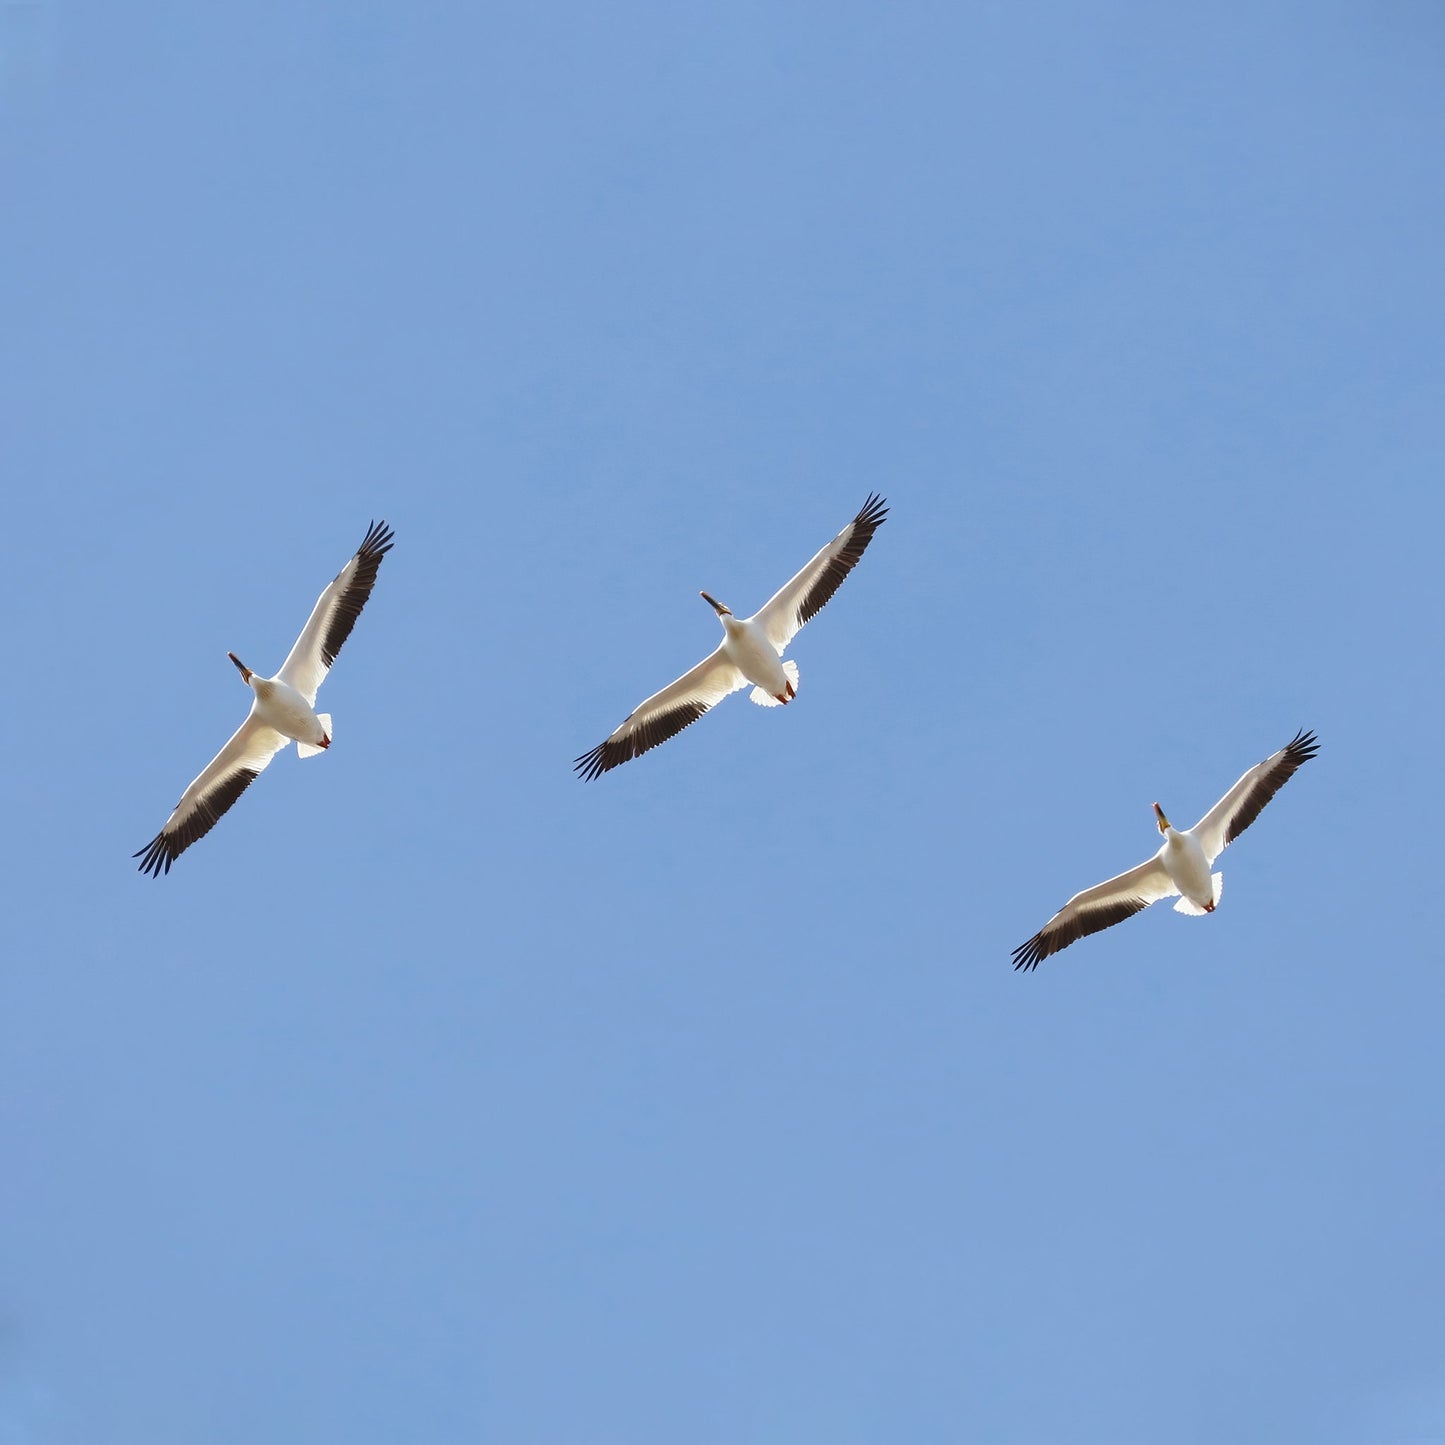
[575,494,888,779]
[135,520,395,876]
[1011,729,1319,970]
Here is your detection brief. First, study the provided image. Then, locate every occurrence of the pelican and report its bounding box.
[575,494,888,779]
[1011,729,1319,970]
[134,520,395,876]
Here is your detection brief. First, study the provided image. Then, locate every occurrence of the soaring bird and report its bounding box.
[135,520,395,876]
[575,495,888,780]
[1011,730,1319,969]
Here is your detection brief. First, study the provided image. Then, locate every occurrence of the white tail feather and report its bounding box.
[1172,873,1223,915]
[750,659,799,708]
[297,714,332,760]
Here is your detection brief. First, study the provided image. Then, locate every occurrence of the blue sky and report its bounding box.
[3,1,1444,1440]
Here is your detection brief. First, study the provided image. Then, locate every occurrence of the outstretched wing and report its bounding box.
[276,520,394,705]
[750,494,888,653]
[575,647,747,780]
[1189,729,1319,864]
[1012,857,1178,971]
[134,714,289,876]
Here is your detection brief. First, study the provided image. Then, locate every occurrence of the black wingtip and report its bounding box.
[1009,895,1152,971]
[1011,936,1044,971]
[1285,728,1320,762]
[574,701,712,780]
[1221,727,1321,847]
[133,834,174,877]
[133,767,261,878]
[855,493,889,528]
[317,522,395,671]
[573,743,609,782]
[792,494,890,631]
[358,519,396,559]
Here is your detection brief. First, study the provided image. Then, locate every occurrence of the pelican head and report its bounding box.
[227,651,254,684]
[1153,802,1171,833]
[700,591,732,617]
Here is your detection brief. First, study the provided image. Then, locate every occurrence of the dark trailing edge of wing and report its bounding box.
[1011,895,1153,971]
[793,493,888,630]
[1222,729,1320,848]
[574,701,710,781]
[320,519,395,672]
[133,767,262,877]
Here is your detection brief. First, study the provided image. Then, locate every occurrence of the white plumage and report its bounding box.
[1011,730,1319,969]
[575,495,888,780]
[135,520,394,877]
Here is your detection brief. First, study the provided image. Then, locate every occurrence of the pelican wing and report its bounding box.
[1189,729,1319,864]
[751,494,888,652]
[134,715,290,876]
[1012,857,1179,971]
[575,647,747,780]
[276,520,394,705]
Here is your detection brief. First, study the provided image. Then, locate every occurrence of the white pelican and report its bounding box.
[135,520,395,877]
[1011,729,1319,970]
[575,494,888,779]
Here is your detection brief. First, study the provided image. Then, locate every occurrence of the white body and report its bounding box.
[249,674,332,756]
[1157,826,1221,915]
[721,613,793,703]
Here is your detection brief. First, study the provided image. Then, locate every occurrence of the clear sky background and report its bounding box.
[3,2,1444,1441]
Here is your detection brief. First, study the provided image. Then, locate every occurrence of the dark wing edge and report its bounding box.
[793,493,888,631]
[1222,729,1320,848]
[319,519,395,671]
[1011,895,1153,971]
[573,701,711,781]
[133,767,262,877]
